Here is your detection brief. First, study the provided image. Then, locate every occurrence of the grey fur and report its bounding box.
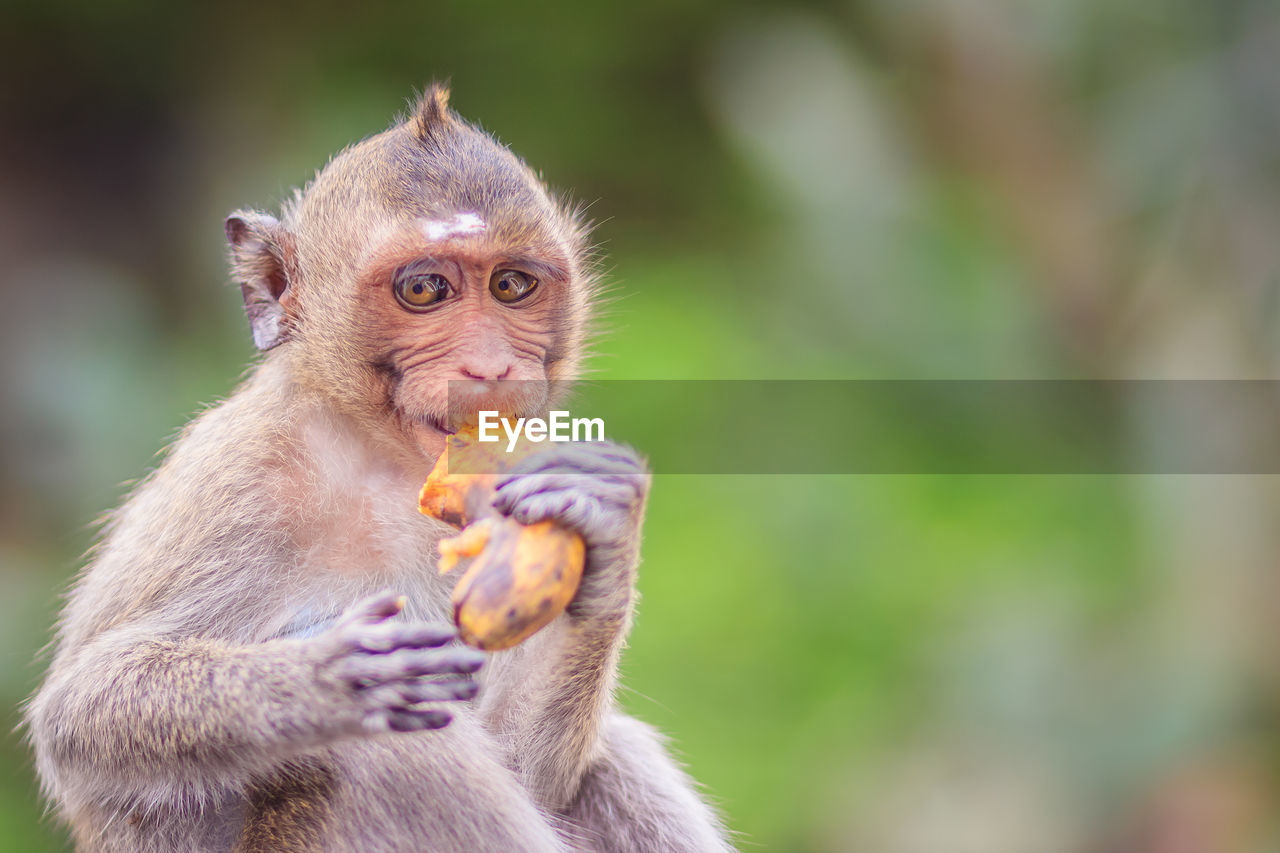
[24,87,734,852]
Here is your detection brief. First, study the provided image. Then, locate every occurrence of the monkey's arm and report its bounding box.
[564,712,735,853]
[480,444,733,850]
[28,592,482,801]
[473,442,649,809]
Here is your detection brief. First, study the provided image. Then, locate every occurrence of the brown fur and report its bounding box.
[25,85,732,852]
[235,759,335,853]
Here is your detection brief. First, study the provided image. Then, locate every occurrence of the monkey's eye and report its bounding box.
[394,269,451,311]
[490,269,538,304]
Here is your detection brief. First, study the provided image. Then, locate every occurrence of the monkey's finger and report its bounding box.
[350,621,457,653]
[404,679,480,704]
[492,475,638,517]
[336,590,406,628]
[341,647,486,686]
[365,708,454,734]
[497,443,647,481]
[387,708,454,732]
[498,489,594,530]
[365,679,480,709]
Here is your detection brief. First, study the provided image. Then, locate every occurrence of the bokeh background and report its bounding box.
[4,1,1280,850]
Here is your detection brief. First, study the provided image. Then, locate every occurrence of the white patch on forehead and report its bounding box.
[421,212,487,241]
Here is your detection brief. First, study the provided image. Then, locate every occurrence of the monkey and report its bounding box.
[24,85,734,853]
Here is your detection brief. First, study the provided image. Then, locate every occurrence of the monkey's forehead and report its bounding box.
[295,124,569,251]
[354,212,572,278]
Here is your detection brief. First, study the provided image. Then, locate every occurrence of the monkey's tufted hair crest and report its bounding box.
[411,83,454,142]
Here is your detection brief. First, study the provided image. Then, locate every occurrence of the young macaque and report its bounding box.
[25,86,732,852]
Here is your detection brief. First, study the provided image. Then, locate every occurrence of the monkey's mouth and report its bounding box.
[419,414,457,436]
[398,407,457,439]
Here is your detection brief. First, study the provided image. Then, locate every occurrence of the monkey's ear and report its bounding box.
[225,211,296,351]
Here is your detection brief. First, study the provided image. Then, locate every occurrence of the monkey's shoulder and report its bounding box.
[66,383,448,642]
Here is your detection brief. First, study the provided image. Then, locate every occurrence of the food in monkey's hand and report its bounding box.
[419,429,586,651]
[436,518,585,651]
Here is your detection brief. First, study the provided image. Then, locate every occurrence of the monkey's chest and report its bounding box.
[293,478,443,575]
[273,488,455,635]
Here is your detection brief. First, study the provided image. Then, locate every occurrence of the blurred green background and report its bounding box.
[4,1,1280,851]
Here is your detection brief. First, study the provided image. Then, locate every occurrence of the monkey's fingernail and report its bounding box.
[395,595,407,611]
[422,710,452,729]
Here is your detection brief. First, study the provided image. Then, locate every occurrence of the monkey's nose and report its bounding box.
[459,363,513,382]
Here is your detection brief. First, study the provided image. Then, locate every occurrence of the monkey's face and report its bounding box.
[233,93,595,463]
[349,210,583,457]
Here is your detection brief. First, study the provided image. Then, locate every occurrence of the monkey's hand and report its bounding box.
[491,442,650,621]
[311,591,486,734]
